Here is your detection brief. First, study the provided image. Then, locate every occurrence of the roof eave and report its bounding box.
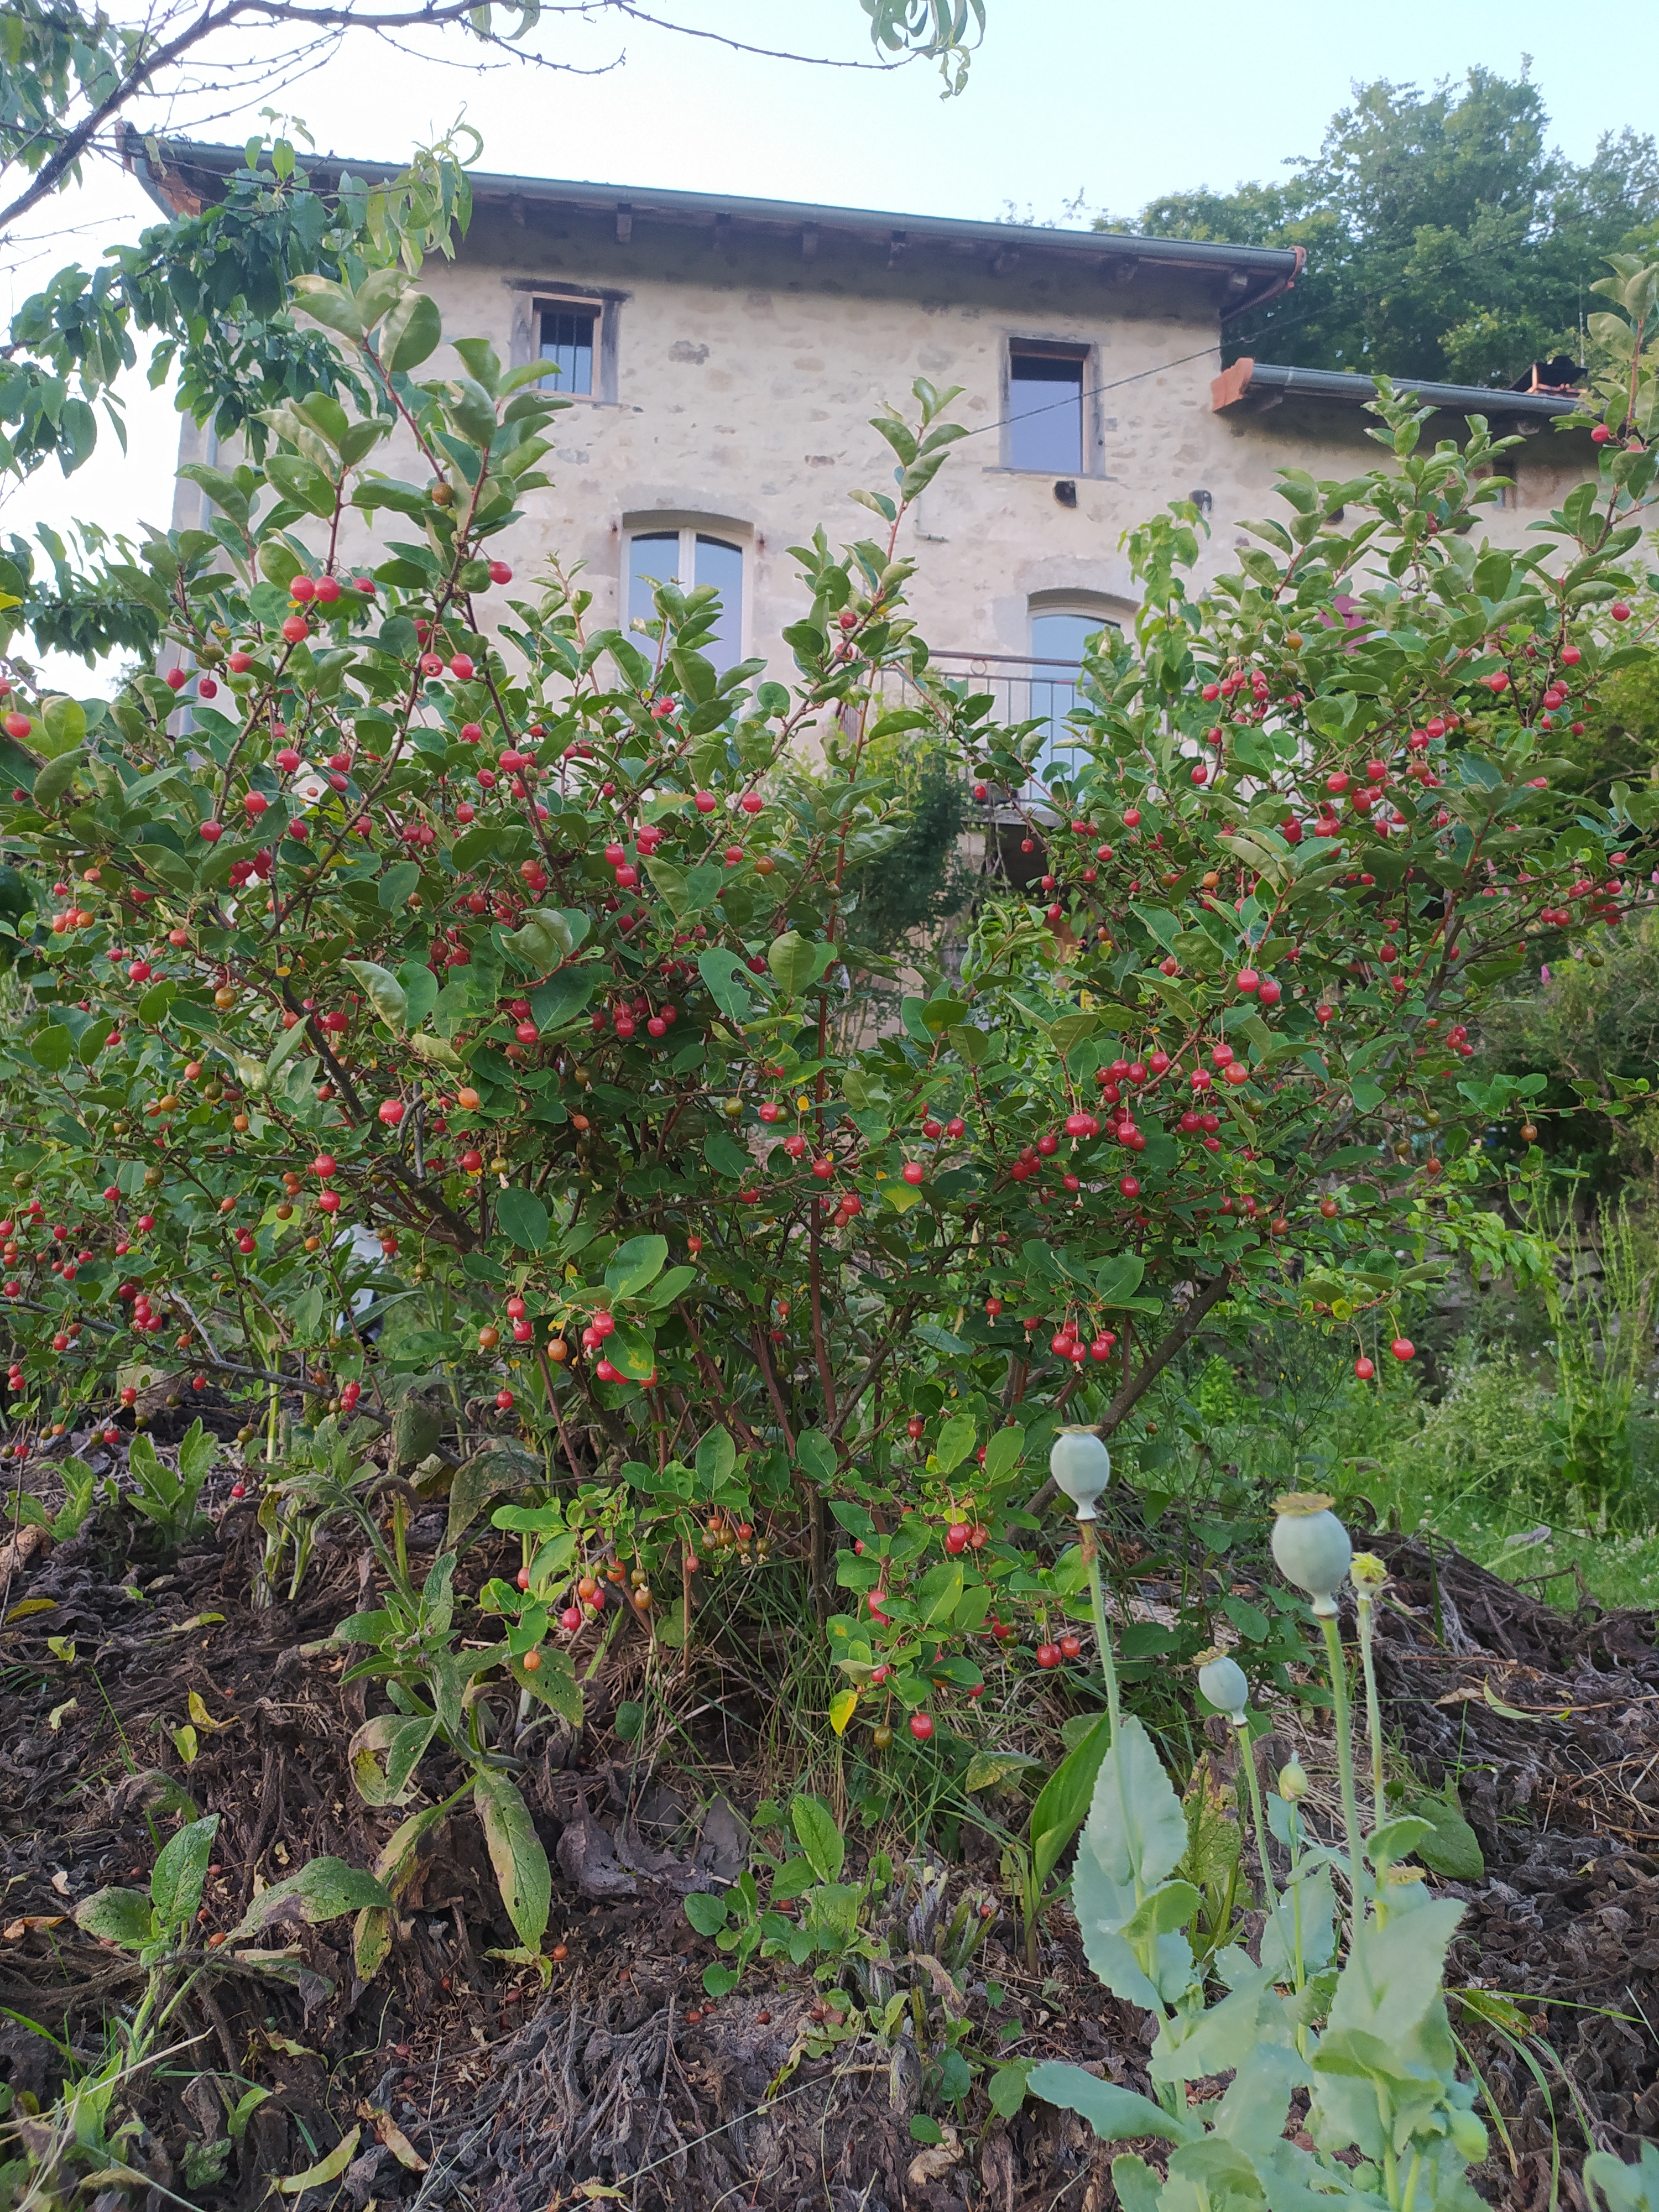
[122,127,1302,317]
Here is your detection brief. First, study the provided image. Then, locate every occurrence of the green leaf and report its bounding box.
[704,1130,753,1180]
[32,1024,71,1073]
[1082,1714,1189,1895]
[343,959,409,1030]
[226,1856,393,1942]
[529,963,598,1031]
[290,274,365,339]
[151,1813,219,1931]
[768,930,831,995]
[933,1413,977,1473]
[605,1233,668,1297]
[379,860,421,911]
[1027,2062,1193,2146]
[695,1427,736,1485]
[795,1428,837,1482]
[1030,1714,1110,1892]
[495,1186,549,1251]
[39,696,86,754]
[791,1792,845,1882]
[381,289,444,372]
[702,1962,740,1997]
[983,1427,1025,1483]
[685,1890,729,1936]
[73,1886,154,1949]
[474,1768,551,1953]
[698,947,761,1021]
[988,2059,1035,2119]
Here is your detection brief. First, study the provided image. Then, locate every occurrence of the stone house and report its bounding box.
[138,141,1593,718]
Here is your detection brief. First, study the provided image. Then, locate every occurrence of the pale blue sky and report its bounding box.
[6,0,1657,611]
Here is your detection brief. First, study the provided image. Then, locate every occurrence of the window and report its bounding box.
[539,304,596,396]
[1009,345,1086,474]
[1029,607,1113,785]
[626,526,745,675]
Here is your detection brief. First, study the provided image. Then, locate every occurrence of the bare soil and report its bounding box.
[0,1449,1653,2212]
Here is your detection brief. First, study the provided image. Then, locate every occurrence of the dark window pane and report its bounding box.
[539,307,595,395]
[628,531,680,632]
[693,534,744,674]
[1009,351,1083,474]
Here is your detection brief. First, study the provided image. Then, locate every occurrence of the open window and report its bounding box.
[625,524,746,675]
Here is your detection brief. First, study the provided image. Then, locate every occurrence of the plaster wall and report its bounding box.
[171,198,1598,675]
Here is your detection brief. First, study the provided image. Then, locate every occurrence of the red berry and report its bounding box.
[378,1099,405,1126]
[1390,1337,1415,1362]
[1354,1357,1376,1380]
[909,1713,934,1741]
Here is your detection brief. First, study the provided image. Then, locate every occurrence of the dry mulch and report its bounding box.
[0,1456,1655,2211]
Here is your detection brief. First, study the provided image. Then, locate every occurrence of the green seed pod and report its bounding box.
[1048,1428,1111,1518]
[1271,1491,1352,1606]
[1277,1758,1309,1803]
[1197,1650,1249,1721]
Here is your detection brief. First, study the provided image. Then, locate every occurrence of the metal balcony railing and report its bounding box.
[867,651,1099,806]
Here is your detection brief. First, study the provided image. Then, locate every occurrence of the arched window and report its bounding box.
[1029,604,1117,785]
[625,525,746,675]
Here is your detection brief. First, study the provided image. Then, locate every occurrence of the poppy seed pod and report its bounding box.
[1196,1649,1249,1722]
[1271,1492,1352,1612]
[1049,1428,1111,1519]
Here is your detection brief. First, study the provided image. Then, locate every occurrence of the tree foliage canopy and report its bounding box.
[1114,69,1659,387]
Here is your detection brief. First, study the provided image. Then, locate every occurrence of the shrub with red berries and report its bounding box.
[0,278,1653,1757]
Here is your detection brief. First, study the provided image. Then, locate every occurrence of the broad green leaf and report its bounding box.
[1030,1714,1110,1892]
[32,1023,71,1072]
[474,1769,551,1953]
[342,959,409,1030]
[409,1029,463,1069]
[684,1890,729,1936]
[73,1886,154,1949]
[882,1180,925,1213]
[381,289,444,372]
[697,946,761,1021]
[151,1813,219,1931]
[695,1427,735,1485]
[529,963,598,1031]
[1082,1714,1188,1896]
[933,1413,977,1473]
[226,1856,393,1942]
[983,1426,1025,1483]
[703,1130,753,1180]
[378,860,421,911]
[39,696,87,755]
[988,2060,1035,2118]
[768,930,826,995]
[795,1429,837,1482]
[790,1792,844,1882]
[1027,2062,1193,2146]
[495,1185,549,1250]
[605,1233,668,1296]
[290,274,365,339]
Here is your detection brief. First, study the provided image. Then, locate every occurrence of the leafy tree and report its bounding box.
[0,0,985,239]
[1112,69,1659,385]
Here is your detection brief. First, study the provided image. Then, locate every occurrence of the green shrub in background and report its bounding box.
[1412,1343,1557,1505]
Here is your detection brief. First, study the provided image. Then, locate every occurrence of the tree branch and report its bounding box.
[1024,1270,1236,1515]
